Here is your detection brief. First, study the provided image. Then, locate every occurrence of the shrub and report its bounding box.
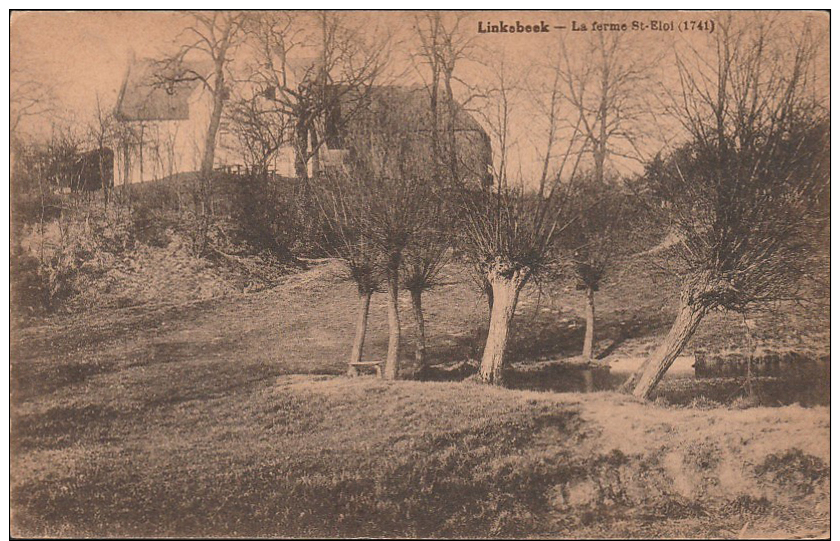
[10,247,50,317]
[14,198,137,314]
[228,173,300,259]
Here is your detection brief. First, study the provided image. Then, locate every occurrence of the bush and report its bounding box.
[11,169,308,318]
[10,247,50,317]
[14,199,137,314]
[130,204,170,248]
[228,173,301,259]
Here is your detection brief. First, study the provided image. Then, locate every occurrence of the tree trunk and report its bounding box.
[410,289,426,373]
[594,64,609,185]
[477,267,528,385]
[594,145,605,187]
[201,94,223,178]
[294,115,309,179]
[383,269,401,380]
[443,71,458,181]
[625,296,707,400]
[473,276,494,360]
[200,77,225,216]
[347,290,372,376]
[594,117,607,186]
[310,126,321,178]
[430,72,440,174]
[582,285,595,359]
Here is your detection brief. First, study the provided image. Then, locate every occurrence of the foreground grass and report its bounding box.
[12,375,829,538]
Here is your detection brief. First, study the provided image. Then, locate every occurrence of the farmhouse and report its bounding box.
[114,56,491,187]
[319,84,493,187]
[113,56,234,185]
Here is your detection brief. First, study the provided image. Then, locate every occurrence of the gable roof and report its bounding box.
[115,57,211,122]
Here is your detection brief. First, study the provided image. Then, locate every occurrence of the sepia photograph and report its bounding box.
[9,9,830,538]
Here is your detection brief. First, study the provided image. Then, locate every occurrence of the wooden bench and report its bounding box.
[348,361,385,378]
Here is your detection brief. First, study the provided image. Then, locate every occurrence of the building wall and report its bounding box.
[115,86,236,185]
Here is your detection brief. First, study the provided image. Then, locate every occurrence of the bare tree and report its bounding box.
[223,101,299,262]
[314,173,383,374]
[154,11,246,224]
[463,55,576,384]
[10,65,55,197]
[457,50,592,385]
[462,54,524,319]
[108,116,142,204]
[555,32,657,184]
[358,154,433,380]
[243,11,390,179]
[226,95,288,177]
[318,103,438,380]
[44,123,84,193]
[624,16,829,399]
[401,211,451,375]
[473,55,522,191]
[525,46,586,199]
[461,182,577,385]
[86,95,116,207]
[559,173,633,359]
[322,168,428,380]
[10,66,54,138]
[413,13,444,172]
[413,12,476,180]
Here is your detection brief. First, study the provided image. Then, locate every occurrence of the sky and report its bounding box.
[11,12,189,125]
[11,10,830,186]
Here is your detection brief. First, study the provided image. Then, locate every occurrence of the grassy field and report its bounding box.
[11,259,830,538]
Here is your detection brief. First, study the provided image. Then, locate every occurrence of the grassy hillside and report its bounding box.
[11,375,830,538]
[11,258,830,537]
